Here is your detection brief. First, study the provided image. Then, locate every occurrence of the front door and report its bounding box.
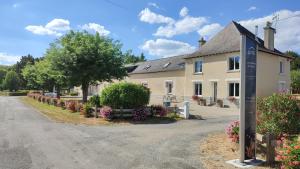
[213,82,217,102]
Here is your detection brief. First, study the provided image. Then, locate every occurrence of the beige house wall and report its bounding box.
[75,51,291,107]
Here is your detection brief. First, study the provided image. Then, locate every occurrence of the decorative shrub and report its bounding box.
[100,106,113,120]
[192,95,199,101]
[88,95,101,107]
[151,105,167,117]
[70,91,79,96]
[45,97,51,104]
[66,101,77,112]
[276,138,300,169]
[257,93,300,136]
[57,100,65,109]
[52,98,58,106]
[83,103,93,118]
[133,108,147,121]
[225,120,240,143]
[38,95,42,102]
[100,82,150,109]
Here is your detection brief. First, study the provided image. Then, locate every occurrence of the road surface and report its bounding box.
[0,96,237,169]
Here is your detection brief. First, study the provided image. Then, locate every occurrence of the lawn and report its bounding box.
[20,97,181,125]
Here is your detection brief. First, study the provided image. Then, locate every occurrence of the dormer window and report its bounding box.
[163,62,171,68]
[144,65,151,70]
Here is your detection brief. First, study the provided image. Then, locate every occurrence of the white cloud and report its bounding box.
[248,6,257,11]
[197,23,224,39]
[0,53,20,65]
[154,16,207,38]
[80,23,110,36]
[25,18,70,36]
[179,7,189,17]
[141,39,196,57]
[45,19,70,31]
[239,9,300,52]
[148,2,160,9]
[139,8,174,24]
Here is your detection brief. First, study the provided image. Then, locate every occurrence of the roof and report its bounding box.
[185,21,290,59]
[128,54,186,74]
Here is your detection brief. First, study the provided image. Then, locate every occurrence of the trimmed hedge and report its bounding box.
[100,82,150,109]
[0,90,29,96]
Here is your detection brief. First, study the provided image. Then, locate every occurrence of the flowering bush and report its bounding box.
[225,120,240,143]
[83,103,94,118]
[133,108,147,121]
[151,105,167,117]
[257,93,300,136]
[100,106,113,120]
[192,95,199,101]
[66,101,77,112]
[276,138,300,169]
[57,100,65,109]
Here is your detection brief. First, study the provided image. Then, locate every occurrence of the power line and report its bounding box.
[103,0,128,10]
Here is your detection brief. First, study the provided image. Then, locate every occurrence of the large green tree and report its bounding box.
[291,70,300,94]
[3,71,19,91]
[52,31,127,102]
[123,50,146,64]
[286,51,300,70]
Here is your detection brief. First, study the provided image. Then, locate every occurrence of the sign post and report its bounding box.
[239,34,257,162]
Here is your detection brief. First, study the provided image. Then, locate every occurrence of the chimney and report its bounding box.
[198,37,206,49]
[264,21,276,51]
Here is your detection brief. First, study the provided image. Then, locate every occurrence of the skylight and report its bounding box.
[163,62,171,68]
[144,65,151,70]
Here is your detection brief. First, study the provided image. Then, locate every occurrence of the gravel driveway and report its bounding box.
[0,96,237,169]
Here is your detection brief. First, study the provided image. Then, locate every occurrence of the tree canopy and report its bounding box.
[52,31,127,102]
[123,50,146,64]
[3,71,19,91]
[286,51,300,70]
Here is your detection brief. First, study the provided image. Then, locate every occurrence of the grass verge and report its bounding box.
[20,97,182,125]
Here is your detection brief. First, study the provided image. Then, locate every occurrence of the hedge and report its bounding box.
[100,82,150,109]
[0,90,29,96]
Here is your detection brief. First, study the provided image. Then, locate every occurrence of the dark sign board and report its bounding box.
[240,35,257,161]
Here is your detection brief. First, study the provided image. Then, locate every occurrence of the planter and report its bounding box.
[217,99,223,107]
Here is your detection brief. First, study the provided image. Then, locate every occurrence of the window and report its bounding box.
[194,60,203,73]
[228,56,240,70]
[280,61,284,74]
[165,81,173,94]
[278,82,286,92]
[229,82,239,97]
[163,62,171,68]
[141,82,148,88]
[194,82,202,96]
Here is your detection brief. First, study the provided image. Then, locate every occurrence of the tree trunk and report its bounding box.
[82,83,89,103]
[56,86,61,99]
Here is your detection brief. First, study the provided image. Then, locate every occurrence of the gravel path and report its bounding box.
[0,96,237,169]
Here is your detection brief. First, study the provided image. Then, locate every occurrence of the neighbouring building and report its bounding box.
[75,21,292,108]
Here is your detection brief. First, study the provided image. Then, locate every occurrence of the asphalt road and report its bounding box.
[0,96,237,169]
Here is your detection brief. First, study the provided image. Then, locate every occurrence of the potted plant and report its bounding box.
[217,99,223,107]
[192,95,200,104]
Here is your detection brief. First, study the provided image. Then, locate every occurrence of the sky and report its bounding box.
[0,0,300,65]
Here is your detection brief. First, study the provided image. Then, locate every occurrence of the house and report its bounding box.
[77,21,292,108]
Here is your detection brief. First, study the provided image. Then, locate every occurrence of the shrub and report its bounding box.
[225,120,239,143]
[83,103,93,118]
[276,138,300,169]
[100,106,113,120]
[70,91,79,96]
[100,82,150,109]
[151,105,167,117]
[51,98,58,106]
[57,100,65,109]
[257,94,300,136]
[66,101,77,112]
[89,94,101,107]
[192,95,199,101]
[133,108,147,121]
[45,97,51,104]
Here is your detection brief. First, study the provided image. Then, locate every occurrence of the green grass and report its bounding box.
[20,97,182,125]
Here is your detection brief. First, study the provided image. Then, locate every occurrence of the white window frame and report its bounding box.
[194,59,203,74]
[141,81,148,88]
[193,81,202,96]
[228,82,240,98]
[279,61,284,74]
[228,56,240,71]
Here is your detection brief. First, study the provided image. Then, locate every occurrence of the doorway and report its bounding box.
[213,82,217,102]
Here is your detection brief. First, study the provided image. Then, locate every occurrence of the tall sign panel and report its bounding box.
[240,35,257,162]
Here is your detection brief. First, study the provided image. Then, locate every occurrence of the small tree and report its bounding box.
[291,70,300,94]
[3,71,19,91]
[53,31,127,102]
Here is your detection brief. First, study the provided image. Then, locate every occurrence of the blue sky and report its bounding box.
[0,0,300,65]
